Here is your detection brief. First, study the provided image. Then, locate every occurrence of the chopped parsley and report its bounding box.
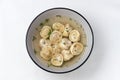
[45,18,49,22]
[69,18,72,20]
[39,22,44,26]
[48,30,52,36]
[34,49,37,54]
[35,28,39,31]
[32,36,36,41]
[47,62,51,67]
[56,15,61,17]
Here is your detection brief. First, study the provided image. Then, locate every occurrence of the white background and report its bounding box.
[0,0,120,80]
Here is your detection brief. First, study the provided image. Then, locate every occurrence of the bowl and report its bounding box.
[26,7,94,74]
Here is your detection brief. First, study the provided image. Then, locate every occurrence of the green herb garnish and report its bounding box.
[47,63,51,67]
[40,22,44,26]
[34,49,37,54]
[48,30,52,36]
[45,18,49,22]
[56,15,61,17]
[35,28,39,31]
[69,18,72,20]
[32,36,36,41]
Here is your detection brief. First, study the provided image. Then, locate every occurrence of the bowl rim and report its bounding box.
[26,7,94,74]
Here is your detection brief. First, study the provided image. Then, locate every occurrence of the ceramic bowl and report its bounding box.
[26,7,94,74]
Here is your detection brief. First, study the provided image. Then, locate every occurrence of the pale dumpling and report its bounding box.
[63,24,72,37]
[51,54,63,66]
[40,26,52,39]
[59,38,72,49]
[39,39,51,47]
[52,22,64,32]
[69,30,80,42]
[70,42,83,55]
[50,30,62,44]
[40,46,52,60]
[52,44,61,55]
[62,50,73,61]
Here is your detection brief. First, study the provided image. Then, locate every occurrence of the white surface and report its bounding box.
[0,0,120,80]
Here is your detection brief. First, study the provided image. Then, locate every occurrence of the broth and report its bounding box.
[32,15,87,67]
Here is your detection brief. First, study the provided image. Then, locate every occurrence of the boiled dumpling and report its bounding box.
[52,44,61,55]
[51,54,63,66]
[62,50,73,61]
[50,30,62,44]
[62,24,72,37]
[52,22,64,32]
[70,42,83,55]
[40,46,52,60]
[59,38,72,49]
[40,26,52,39]
[39,39,51,47]
[69,30,80,42]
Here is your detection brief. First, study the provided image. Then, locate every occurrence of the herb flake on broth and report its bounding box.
[47,62,52,67]
[56,15,62,17]
[39,22,44,26]
[48,30,52,36]
[32,36,36,41]
[34,49,37,54]
[45,18,49,23]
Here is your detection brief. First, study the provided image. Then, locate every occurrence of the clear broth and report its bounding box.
[32,15,87,67]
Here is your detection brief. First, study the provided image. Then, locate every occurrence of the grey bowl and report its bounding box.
[26,7,94,74]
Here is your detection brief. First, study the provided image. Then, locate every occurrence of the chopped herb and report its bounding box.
[34,49,37,54]
[56,15,61,17]
[63,42,66,45]
[47,63,51,67]
[40,22,44,26]
[32,36,36,41]
[69,18,72,20]
[35,28,39,31]
[48,30,52,36]
[45,18,49,22]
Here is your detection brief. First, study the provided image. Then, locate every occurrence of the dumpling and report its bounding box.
[62,24,72,37]
[50,31,62,44]
[40,26,52,39]
[69,30,80,42]
[52,22,64,32]
[62,50,73,61]
[59,38,72,49]
[70,42,83,55]
[39,39,51,47]
[51,54,63,66]
[40,46,52,60]
[52,44,61,55]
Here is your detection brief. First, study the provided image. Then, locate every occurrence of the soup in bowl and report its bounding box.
[26,8,94,73]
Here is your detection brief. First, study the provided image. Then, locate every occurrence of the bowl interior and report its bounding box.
[26,8,94,73]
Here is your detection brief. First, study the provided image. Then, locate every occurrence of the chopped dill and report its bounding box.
[39,22,44,26]
[45,18,49,22]
[56,15,61,17]
[48,30,52,36]
[34,49,37,54]
[69,18,72,20]
[32,36,36,41]
[47,62,51,67]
